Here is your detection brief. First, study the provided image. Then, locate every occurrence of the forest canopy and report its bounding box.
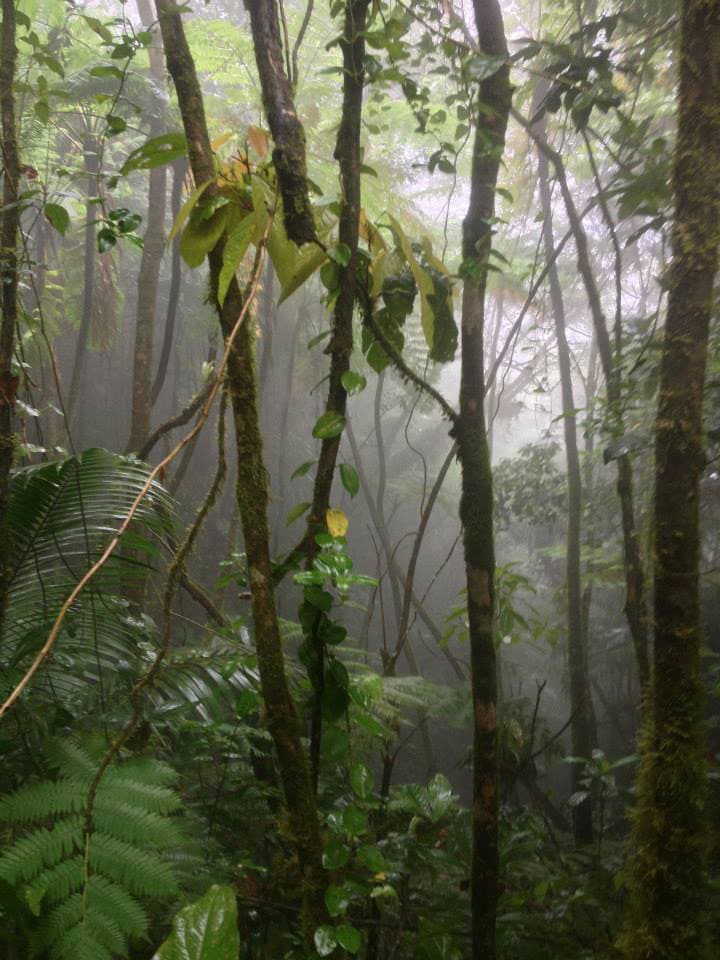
[0,1,719,959]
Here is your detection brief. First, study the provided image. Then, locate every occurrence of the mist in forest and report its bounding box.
[0,0,718,958]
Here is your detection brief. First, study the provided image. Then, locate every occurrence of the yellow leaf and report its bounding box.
[326,508,349,539]
[374,872,386,881]
[248,125,270,158]
[211,131,233,151]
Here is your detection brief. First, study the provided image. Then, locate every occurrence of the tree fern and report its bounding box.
[0,737,181,959]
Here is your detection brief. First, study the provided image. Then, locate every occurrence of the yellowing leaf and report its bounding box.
[326,508,349,539]
[211,131,233,151]
[248,125,270,158]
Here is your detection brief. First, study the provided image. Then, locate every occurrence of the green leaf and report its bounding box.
[357,844,387,872]
[313,412,346,440]
[314,925,338,957]
[180,206,228,268]
[291,459,316,479]
[90,65,124,80]
[218,213,255,306]
[339,464,359,498]
[106,114,127,136]
[336,924,361,954]
[322,838,351,870]
[328,243,351,267]
[44,203,70,236]
[325,883,350,918]
[340,371,367,395]
[97,228,116,253]
[286,501,312,526]
[121,133,188,175]
[168,179,213,244]
[350,764,373,800]
[34,100,49,124]
[152,884,239,960]
[387,214,438,358]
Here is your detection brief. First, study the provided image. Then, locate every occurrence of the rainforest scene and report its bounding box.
[0,0,719,958]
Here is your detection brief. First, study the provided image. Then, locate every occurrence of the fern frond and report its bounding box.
[0,780,86,823]
[89,833,179,898]
[0,819,82,884]
[93,798,183,848]
[24,856,84,907]
[85,875,148,939]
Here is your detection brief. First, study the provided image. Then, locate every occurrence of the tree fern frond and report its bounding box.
[89,833,179,898]
[0,820,83,885]
[0,780,87,823]
[93,799,183,848]
[24,856,84,907]
[85,875,149,940]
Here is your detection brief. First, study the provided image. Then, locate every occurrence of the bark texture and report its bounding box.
[459,3,511,957]
[245,0,316,245]
[301,0,369,788]
[622,2,720,957]
[0,0,19,624]
[155,0,326,938]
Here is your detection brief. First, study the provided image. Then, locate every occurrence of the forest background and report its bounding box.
[0,1,719,959]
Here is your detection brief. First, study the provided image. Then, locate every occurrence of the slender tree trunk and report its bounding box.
[67,135,98,427]
[623,2,720,957]
[535,100,597,844]
[520,110,651,691]
[457,5,511,956]
[0,0,20,626]
[245,0,316,245]
[127,0,168,451]
[154,0,326,938]
[151,158,185,406]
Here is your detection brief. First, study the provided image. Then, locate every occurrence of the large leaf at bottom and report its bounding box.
[153,884,239,960]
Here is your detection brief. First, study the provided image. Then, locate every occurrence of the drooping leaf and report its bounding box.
[313,412,346,440]
[44,203,70,236]
[339,464,359,498]
[218,212,256,306]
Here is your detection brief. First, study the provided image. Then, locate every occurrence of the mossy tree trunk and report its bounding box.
[127,0,168,452]
[458,2,511,957]
[0,0,19,628]
[534,94,597,845]
[154,0,327,939]
[623,2,720,958]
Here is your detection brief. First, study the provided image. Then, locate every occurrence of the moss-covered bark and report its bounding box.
[459,3,511,957]
[621,2,720,957]
[0,0,20,629]
[245,0,316,246]
[127,0,168,452]
[155,0,327,938]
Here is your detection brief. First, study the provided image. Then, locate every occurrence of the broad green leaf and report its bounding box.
[340,371,367,395]
[358,844,387,873]
[325,883,351,918]
[313,412,346,440]
[168,179,213,244]
[152,884,239,960]
[44,203,70,236]
[336,924,361,954]
[180,206,228,268]
[339,464,359,498]
[322,838,351,870]
[218,212,256,306]
[291,459,316,479]
[121,133,188,175]
[286,501,312,526]
[328,243,351,267]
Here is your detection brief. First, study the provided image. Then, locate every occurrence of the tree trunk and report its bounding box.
[623,2,720,957]
[0,0,20,627]
[534,98,597,845]
[151,158,186,406]
[458,3,511,957]
[67,136,98,428]
[245,0,316,245]
[154,0,326,939]
[127,0,168,451]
